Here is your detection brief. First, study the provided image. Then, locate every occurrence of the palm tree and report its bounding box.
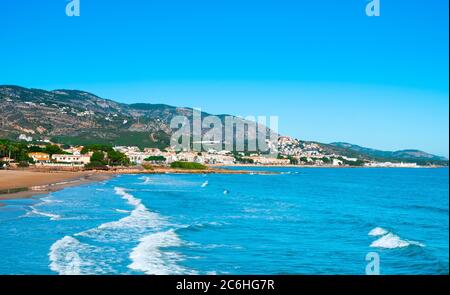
[0,140,11,158]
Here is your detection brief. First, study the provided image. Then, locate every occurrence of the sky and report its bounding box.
[0,0,448,156]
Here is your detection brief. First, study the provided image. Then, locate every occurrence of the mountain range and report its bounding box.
[328,142,447,165]
[0,85,447,165]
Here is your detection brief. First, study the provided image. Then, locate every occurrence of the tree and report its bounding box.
[0,139,30,162]
[170,161,207,170]
[81,144,113,154]
[288,156,298,165]
[85,151,108,170]
[144,156,166,163]
[28,145,44,153]
[44,144,67,156]
[300,157,309,163]
[91,151,105,163]
[107,150,130,166]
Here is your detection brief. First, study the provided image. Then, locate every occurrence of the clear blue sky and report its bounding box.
[0,0,448,156]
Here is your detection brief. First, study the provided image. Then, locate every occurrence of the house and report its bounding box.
[176,152,203,163]
[62,146,84,156]
[247,156,290,165]
[204,154,235,165]
[143,148,162,154]
[125,152,156,164]
[28,152,50,163]
[52,154,91,165]
[113,146,140,153]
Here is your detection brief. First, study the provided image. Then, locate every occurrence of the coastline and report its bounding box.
[1,164,446,202]
[209,163,448,168]
[0,170,114,201]
[0,167,268,202]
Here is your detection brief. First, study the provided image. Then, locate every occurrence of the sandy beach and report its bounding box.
[0,170,113,200]
[0,167,264,201]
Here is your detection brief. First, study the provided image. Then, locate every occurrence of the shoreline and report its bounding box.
[1,164,447,202]
[0,171,114,201]
[0,167,268,202]
[210,164,448,168]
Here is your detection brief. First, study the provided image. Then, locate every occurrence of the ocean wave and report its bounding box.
[128,230,195,275]
[368,227,425,249]
[49,236,111,275]
[115,209,130,214]
[177,221,224,233]
[76,187,166,242]
[139,176,152,184]
[114,187,141,207]
[404,204,449,215]
[27,206,61,221]
[40,196,62,204]
[48,186,191,275]
[368,227,389,236]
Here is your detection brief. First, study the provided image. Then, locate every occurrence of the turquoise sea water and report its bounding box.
[0,168,448,275]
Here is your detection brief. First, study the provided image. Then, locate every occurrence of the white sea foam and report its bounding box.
[76,187,166,242]
[28,206,61,220]
[370,232,425,249]
[40,196,62,204]
[368,227,389,236]
[49,186,189,274]
[98,205,165,231]
[114,187,141,206]
[49,236,110,275]
[139,176,152,184]
[128,230,195,275]
[115,209,130,214]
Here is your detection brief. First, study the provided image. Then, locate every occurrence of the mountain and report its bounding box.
[329,142,448,165]
[0,85,271,149]
[0,85,446,166]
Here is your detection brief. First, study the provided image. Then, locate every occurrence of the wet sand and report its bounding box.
[0,170,113,200]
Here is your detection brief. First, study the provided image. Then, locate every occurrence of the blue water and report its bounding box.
[0,168,448,275]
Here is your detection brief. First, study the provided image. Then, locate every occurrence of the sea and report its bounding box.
[0,167,448,275]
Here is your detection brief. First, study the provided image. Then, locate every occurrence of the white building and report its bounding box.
[204,154,235,165]
[364,162,418,168]
[113,146,141,154]
[18,134,33,142]
[247,156,290,165]
[125,152,151,164]
[52,154,91,165]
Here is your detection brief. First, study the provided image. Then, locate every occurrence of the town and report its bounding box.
[0,135,420,170]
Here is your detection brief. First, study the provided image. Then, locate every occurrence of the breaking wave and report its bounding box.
[49,236,111,275]
[28,206,61,221]
[128,230,195,275]
[368,227,389,236]
[139,176,153,184]
[49,187,190,275]
[76,187,166,242]
[369,227,425,249]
